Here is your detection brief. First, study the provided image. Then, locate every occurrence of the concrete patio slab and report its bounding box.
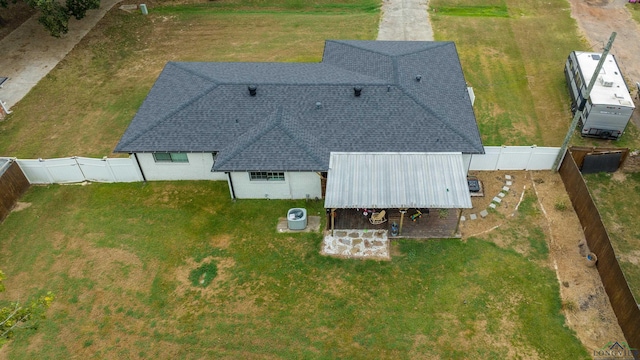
[277,216,321,233]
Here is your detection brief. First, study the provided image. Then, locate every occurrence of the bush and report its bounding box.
[189,261,218,288]
[554,199,568,212]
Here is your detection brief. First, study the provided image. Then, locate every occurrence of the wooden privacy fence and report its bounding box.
[559,151,640,353]
[569,146,629,173]
[17,156,143,184]
[0,159,30,223]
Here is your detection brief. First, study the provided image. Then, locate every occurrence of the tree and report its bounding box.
[0,0,100,37]
[0,270,54,344]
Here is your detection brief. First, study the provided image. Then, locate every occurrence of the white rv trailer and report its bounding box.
[564,51,635,140]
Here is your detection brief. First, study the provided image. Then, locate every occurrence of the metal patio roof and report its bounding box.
[324,152,472,209]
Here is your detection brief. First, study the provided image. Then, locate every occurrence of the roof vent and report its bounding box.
[416,75,422,82]
[599,76,614,87]
[316,101,322,109]
[248,85,257,96]
[354,86,362,97]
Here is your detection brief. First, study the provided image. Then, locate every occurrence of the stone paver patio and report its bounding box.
[322,229,390,260]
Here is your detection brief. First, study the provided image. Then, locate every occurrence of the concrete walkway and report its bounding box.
[0,0,122,109]
[377,0,434,41]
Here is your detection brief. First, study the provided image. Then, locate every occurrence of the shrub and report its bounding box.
[189,261,218,288]
[554,199,568,212]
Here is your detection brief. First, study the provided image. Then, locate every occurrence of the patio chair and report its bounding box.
[369,210,387,224]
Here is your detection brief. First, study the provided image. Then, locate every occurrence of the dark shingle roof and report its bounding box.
[115,40,484,171]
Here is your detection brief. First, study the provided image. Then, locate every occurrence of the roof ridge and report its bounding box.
[395,42,483,153]
[213,108,283,169]
[399,85,483,152]
[116,63,219,151]
[172,62,223,83]
[279,114,328,169]
[215,108,328,170]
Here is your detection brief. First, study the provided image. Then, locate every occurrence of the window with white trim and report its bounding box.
[153,153,189,163]
[249,171,285,181]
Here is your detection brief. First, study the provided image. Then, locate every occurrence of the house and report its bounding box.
[115,40,484,235]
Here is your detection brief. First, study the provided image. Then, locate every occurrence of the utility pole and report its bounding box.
[553,32,617,171]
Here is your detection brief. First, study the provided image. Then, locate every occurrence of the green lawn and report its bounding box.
[429,0,625,147]
[0,182,587,358]
[583,172,640,301]
[431,0,640,304]
[0,0,616,356]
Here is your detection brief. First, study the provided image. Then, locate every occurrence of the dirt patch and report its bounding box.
[210,234,231,249]
[622,151,640,172]
[461,171,626,352]
[169,255,266,320]
[11,201,31,212]
[461,171,528,238]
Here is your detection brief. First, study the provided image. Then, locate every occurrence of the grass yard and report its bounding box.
[583,172,640,301]
[0,0,626,356]
[0,182,588,358]
[430,0,594,146]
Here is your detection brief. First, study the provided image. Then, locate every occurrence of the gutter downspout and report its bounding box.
[132,153,147,182]
[226,172,236,200]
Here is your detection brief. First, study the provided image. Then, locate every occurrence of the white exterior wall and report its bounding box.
[229,171,322,199]
[462,154,472,173]
[136,153,227,181]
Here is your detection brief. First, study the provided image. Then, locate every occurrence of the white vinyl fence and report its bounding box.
[470,146,561,171]
[17,156,143,184]
[13,147,561,185]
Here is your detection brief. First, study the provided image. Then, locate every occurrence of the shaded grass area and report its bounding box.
[0,1,378,158]
[0,182,587,358]
[583,172,640,301]
[430,0,585,146]
[570,120,640,150]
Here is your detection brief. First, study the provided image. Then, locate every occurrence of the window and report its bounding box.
[249,172,285,181]
[153,153,189,163]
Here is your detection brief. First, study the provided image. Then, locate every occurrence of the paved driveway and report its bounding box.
[378,0,433,40]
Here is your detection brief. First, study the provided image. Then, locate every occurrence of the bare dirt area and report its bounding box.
[460,171,626,353]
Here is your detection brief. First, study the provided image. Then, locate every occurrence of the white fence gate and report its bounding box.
[470,146,560,171]
[17,156,143,184]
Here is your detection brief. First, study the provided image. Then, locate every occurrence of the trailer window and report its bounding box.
[575,74,582,89]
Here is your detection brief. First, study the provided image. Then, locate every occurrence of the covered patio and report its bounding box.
[324,152,472,239]
[329,208,462,238]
